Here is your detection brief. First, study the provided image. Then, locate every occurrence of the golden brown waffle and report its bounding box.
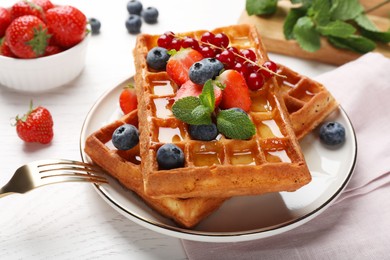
[275,64,338,140]
[133,24,312,198]
[84,110,227,228]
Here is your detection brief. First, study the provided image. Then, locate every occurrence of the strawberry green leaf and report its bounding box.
[293,16,321,52]
[217,109,256,140]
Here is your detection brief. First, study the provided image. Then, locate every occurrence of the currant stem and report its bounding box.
[170,33,286,79]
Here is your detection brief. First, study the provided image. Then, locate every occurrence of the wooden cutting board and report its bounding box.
[238,2,390,65]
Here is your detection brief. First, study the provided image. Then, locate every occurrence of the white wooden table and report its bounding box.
[0,0,334,259]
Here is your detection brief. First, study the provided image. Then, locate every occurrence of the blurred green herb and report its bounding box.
[246,0,390,53]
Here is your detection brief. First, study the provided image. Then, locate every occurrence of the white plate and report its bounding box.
[79,77,357,243]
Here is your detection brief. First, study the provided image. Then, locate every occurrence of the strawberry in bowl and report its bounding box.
[0,0,89,92]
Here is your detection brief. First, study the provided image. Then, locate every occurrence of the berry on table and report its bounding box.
[88,17,101,35]
[189,123,218,141]
[156,143,185,170]
[146,47,170,71]
[125,15,142,34]
[189,58,224,85]
[14,101,54,144]
[5,15,50,58]
[127,0,143,15]
[319,122,346,146]
[112,124,139,150]
[142,7,158,24]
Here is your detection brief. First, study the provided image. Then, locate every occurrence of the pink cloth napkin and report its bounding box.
[182,53,390,259]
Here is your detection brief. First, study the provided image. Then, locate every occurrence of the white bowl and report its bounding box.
[0,34,89,92]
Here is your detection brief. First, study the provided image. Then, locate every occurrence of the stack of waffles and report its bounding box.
[84,24,338,228]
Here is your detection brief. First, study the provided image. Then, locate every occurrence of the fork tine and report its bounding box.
[39,172,108,185]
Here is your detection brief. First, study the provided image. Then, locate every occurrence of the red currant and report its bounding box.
[246,72,265,91]
[234,62,249,78]
[199,45,216,58]
[212,33,229,48]
[170,38,183,51]
[200,31,215,44]
[238,49,256,63]
[227,46,239,55]
[182,36,200,50]
[157,34,174,49]
[261,61,278,79]
[217,49,236,69]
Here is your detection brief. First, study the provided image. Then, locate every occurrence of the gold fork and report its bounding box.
[0,159,108,198]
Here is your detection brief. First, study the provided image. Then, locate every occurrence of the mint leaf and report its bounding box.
[309,0,331,26]
[328,35,376,53]
[355,14,390,43]
[199,80,215,112]
[293,17,321,52]
[330,0,363,21]
[317,20,356,38]
[191,105,212,125]
[354,14,378,31]
[283,7,307,40]
[217,110,256,140]
[246,0,277,16]
[172,97,201,124]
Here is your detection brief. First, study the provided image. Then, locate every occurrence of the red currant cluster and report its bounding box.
[157,31,278,91]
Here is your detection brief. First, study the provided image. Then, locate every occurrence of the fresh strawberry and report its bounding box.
[0,7,11,38]
[175,80,222,107]
[10,0,46,21]
[5,15,50,58]
[44,45,62,56]
[32,0,54,12]
[15,102,54,144]
[119,85,138,114]
[46,6,87,49]
[218,69,252,112]
[166,48,203,86]
[0,37,16,57]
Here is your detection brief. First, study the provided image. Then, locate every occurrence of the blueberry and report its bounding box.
[189,123,219,141]
[156,143,185,170]
[189,58,224,85]
[127,0,143,15]
[319,121,346,146]
[88,18,101,35]
[112,124,139,150]
[229,107,247,115]
[142,7,159,24]
[146,47,170,71]
[125,15,142,34]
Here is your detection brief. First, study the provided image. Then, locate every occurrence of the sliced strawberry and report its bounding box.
[166,48,203,86]
[175,80,222,107]
[119,85,138,115]
[218,69,252,112]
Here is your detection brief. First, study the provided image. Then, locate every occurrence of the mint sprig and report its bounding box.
[246,0,390,54]
[172,79,256,140]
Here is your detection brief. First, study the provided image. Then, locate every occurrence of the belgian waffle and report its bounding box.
[133,24,313,198]
[84,110,227,228]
